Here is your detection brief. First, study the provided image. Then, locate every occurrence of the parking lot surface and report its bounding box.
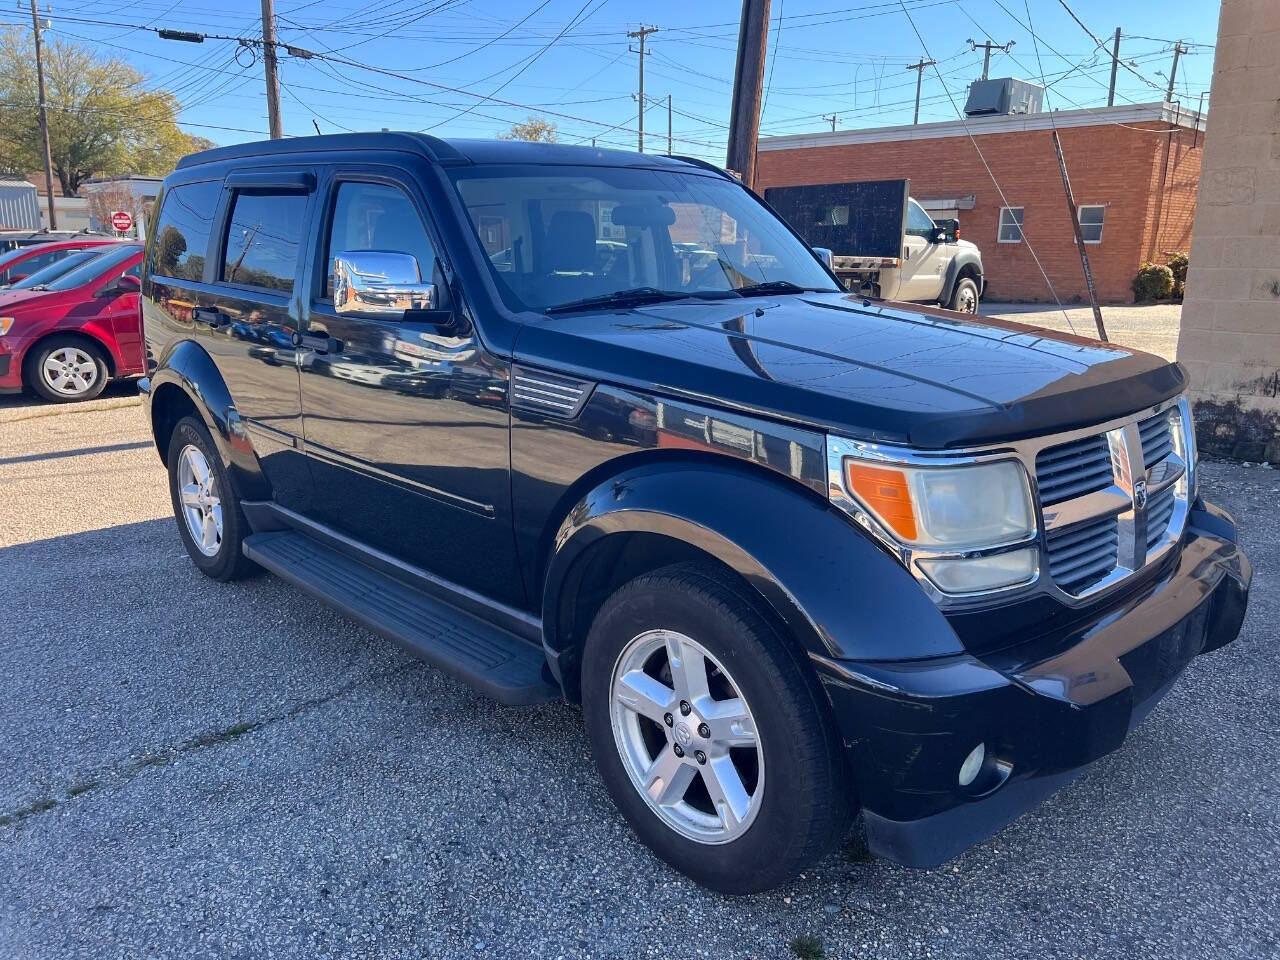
[982,302,1182,361]
[1,401,1277,960]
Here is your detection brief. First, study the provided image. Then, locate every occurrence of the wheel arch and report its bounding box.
[940,251,984,305]
[21,328,120,380]
[541,458,962,702]
[147,339,272,500]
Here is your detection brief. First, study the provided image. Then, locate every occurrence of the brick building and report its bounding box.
[756,101,1206,303]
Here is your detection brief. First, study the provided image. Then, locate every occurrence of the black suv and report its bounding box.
[140,134,1250,894]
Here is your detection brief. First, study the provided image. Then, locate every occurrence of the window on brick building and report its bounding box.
[1077,205,1105,243]
[997,206,1023,243]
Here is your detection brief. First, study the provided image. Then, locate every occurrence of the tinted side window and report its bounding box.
[222,192,307,293]
[149,180,221,281]
[324,181,435,298]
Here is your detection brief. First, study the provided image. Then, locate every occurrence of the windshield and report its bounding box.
[448,164,838,313]
[10,249,102,289]
[0,246,37,270]
[44,244,139,291]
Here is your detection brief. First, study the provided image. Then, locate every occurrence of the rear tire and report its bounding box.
[26,336,109,403]
[949,275,980,314]
[581,563,853,893]
[166,415,259,581]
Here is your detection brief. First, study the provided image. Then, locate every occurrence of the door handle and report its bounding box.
[192,307,229,328]
[292,331,343,354]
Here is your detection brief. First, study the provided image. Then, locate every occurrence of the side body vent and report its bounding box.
[511,366,594,419]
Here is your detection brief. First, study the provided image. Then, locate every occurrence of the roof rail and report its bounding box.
[176,132,468,170]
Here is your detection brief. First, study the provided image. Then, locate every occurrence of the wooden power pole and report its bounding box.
[628,25,658,153]
[726,0,770,188]
[906,59,935,125]
[260,0,283,139]
[29,0,56,228]
[1107,28,1121,106]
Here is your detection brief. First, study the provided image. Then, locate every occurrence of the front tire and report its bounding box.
[166,416,259,581]
[949,275,980,314]
[26,336,109,402]
[581,563,853,893]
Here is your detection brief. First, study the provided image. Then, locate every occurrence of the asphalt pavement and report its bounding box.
[1,400,1277,960]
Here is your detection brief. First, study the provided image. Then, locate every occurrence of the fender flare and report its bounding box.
[940,250,984,306]
[146,339,272,501]
[541,460,962,669]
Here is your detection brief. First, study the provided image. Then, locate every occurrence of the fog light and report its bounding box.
[958,743,985,787]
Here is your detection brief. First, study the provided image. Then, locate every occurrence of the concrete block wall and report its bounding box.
[1177,0,1280,460]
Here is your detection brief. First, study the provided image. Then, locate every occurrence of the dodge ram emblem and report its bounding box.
[1133,479,1148,511]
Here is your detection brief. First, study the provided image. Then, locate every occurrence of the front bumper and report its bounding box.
[814,498,1250,868]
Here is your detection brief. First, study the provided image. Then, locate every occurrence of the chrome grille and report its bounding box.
[1146,485,1177,550]
[1034,400,1190,599]
[1139,412,1173,465]
[1035,434,1114,506]
[1045,515,1119,594]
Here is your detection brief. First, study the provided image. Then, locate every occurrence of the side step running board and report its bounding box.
[242,530,559,706]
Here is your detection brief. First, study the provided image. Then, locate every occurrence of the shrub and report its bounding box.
[1132,262,1175,302]
[1166,251,1189,300]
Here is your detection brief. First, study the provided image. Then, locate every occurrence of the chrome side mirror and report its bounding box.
[333,251,437,318]
[811,246,834,268]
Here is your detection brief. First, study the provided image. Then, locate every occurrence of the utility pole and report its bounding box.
[1050,129,1107,342]
[1165,41,1185,102]
[667,94,673,155]
[29,0,56,229]
[822,113,839,132]
[1106,27,1121,106]
[260,0,283,139]
[906,59,935,125]
[966,38,1014,80]
[628,24,658,153]
[726,0,770,188]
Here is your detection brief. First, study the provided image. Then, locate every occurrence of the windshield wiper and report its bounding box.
[734,280,830,297]
[545,287,696,315]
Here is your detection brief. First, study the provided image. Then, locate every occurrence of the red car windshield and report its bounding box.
[43,244,140,291]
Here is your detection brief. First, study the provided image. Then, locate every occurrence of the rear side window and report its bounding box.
[221,192,307,293]
[0,247,62,283]
[149,180,221,281]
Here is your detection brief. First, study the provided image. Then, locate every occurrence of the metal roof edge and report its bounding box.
[759,101,1205,151]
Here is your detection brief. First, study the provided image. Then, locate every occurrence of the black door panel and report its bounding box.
[297,168,524,605]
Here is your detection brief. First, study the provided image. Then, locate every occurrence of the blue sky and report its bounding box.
[9,0,1221,162]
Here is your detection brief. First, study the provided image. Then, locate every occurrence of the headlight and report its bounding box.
[829,438,1039,597]
[0,317,13,336]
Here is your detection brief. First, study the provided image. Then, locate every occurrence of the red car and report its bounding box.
[0,236,118,287]
[0,243,144,402]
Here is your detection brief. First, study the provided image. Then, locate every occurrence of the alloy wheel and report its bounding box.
[40,346,99,397]
[609,629,764,844]
[177,444,223,557]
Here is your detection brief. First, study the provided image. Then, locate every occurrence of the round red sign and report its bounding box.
[110,210,133,232]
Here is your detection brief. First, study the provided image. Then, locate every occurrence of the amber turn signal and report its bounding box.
[842,462,917,541]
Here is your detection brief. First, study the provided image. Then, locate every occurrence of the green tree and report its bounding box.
[499,115,558,143]
[0,28,210,194]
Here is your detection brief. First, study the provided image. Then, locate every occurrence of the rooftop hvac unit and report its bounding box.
[964,78,1045,117]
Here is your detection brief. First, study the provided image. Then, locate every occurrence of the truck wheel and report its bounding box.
[580,563,852,893]
[166,416,259,581]
[26,336,108,402]
[949,276,980,314]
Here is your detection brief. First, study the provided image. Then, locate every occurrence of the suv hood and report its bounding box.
[513,292,1184,448]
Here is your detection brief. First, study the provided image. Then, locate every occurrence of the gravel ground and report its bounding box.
[1,402,1277,960]
[982,302,1182,361]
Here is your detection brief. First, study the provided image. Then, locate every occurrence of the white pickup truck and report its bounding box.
[765,180,986,314]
